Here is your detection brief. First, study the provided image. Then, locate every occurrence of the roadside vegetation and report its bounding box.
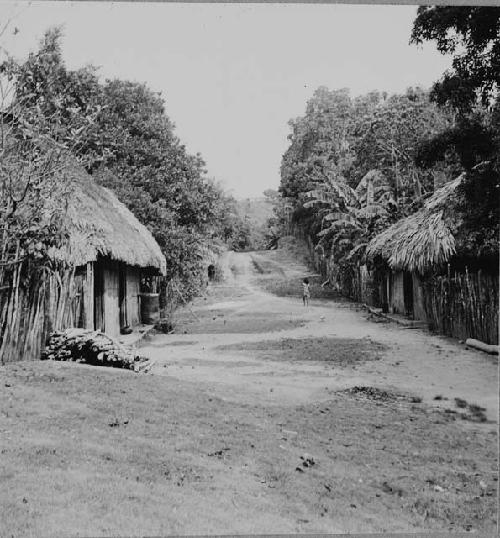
[0,7,497,536]
[0,26,250,318]
[268,6,499,296]
[1,251,496,535]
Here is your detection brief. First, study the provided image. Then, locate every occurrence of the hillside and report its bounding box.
[232,197,275,250]
[235,197,274,228]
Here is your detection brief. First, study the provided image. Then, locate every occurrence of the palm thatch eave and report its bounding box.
[366,175,464,274]
[48,157,167,275]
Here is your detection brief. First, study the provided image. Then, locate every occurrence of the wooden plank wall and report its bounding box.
[126,267,141,327]
[72,270,86,328]
[83,262,94,330]
[103,263,120,337]
[389,272,405,315]
[412,272,427,321]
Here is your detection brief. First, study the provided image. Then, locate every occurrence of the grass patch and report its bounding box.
[344,386,423,403]
[275,392,498,534]
[258,272,351,302]
[452,398,489,423]
[216,336,387,366]
[145,340,199,348]
[174,314,306,335]
[250,256,285,276]
[0,360,496,535]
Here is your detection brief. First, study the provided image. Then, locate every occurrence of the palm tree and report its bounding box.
[304,169,396,268]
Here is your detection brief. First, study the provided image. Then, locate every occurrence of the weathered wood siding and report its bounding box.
[103,263,120,337]
[389,272,405,315]
[72,269,86,328]
[81,260,142,336]
[126,267,141,327]
[412,272,427,321]
[69,263,96,330]
[84,262,94,329]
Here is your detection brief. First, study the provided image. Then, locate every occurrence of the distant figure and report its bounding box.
[302,278,310,306]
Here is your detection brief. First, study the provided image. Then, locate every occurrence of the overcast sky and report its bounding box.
[1,2,452,198]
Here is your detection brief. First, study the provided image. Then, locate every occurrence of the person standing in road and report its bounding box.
[302,278,310,306]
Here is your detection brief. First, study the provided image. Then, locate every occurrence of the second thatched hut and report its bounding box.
[366,174,498,344]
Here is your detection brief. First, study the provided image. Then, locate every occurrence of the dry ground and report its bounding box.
[0,248,498,536]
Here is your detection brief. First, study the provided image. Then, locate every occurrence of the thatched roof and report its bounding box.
[50,158,166,275]
[366,175,464,274]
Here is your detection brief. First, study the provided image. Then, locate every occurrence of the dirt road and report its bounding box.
[0,248,497,536]
[145,250,498,419]
[138,249,497,534]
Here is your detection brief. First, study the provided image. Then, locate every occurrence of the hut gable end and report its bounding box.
[51,159,166,275]
[366,175,464,274]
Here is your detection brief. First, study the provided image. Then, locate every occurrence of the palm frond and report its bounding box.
[346,242,368,260]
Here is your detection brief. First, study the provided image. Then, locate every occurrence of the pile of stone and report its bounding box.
[41,328,149,371]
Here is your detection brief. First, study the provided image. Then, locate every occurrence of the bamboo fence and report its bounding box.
[422,269,499,345]
[0,263,77,363]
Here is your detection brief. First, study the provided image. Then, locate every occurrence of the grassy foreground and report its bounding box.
[0,357,497,536]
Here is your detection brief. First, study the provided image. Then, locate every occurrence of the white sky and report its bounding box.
[0,2,452,198]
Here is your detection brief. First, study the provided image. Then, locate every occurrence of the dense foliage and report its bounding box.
[2,28,240,300]
[273,7,499,292]
[0,28,83,285]
[411,6,500,261]
[411,6,500,111]
[277,86,455,281]
[280,87,454,208]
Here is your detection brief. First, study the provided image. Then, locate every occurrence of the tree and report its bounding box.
[2,27,101,153]
[304,170,395,265]
[411,7,500,259]
[278,85,454,250]
[411,6,500,111]
[0,26,92,361]
[280,88,354,202]
[0,27,92,276]
[2,28,234,299]
[88,82,231,292]
[350,88,455,200]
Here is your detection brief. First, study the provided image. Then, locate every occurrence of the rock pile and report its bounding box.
[41,328,149,371]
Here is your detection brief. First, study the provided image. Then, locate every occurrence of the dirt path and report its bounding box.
[0,249,497,536]
[144,250,498,420]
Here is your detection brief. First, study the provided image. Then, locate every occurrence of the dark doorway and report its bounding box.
[387,272,393,312]
[93,262,105,332]
[403,271,414,318]
[381,273,389,313]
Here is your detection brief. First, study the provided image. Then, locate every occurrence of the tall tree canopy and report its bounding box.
[411,6,500,111]
[276,85,456,290]
[276,7,500,284]
[2,27,237,298]
[411,6,500,259]
[279,86,454,222]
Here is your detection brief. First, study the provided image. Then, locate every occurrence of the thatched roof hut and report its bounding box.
[50,158,166,275]
[366,175,464,274]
